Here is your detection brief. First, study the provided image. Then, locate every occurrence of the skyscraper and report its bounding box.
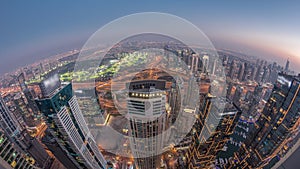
[74,87,105,127]
[211,59,218,75]
[237,63,245,82]
[227,73,300,168]
[17,73,41,123]
[191,54,200,73]
[251,66,258,81]
[17,73,27,91]
[23,88,40,117]
[202,55,209,73]
[126,80,167,169]
[1,95,53,168]
[255,65,262,83]
[229,60,236,80]
[38,74,61,98]
[0,96,23,142]
[36,82,107,169]
[168,79,181,124]
[233,86,243,107]
[261,67,270,83]
[285,58,290,72]
[13,93,36,127]
[0,129,37,169]
[186,95,241,169]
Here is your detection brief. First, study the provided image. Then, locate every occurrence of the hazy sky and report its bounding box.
[1,0,300,75]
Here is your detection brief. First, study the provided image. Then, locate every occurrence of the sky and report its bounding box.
[1,0,300,75]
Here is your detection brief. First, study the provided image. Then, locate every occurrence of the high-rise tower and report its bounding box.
[228,73,300,168]
[191,54,200,73]
[0,129,38,169]
[202,55,209,73]
[229,60,236,80]
[36,82,107,169]
[285,58,290,72]
[186,94,241,169]
[126,80,167,169]
[1,95,53,168]
[237,63,246,82]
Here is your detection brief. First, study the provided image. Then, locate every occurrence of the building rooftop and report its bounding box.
[127,79,166,91]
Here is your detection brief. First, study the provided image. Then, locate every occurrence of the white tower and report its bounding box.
[127,80,167,169]
[203,55,209,73]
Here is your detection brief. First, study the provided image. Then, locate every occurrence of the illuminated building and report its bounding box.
[0,129,37,169]
[126,80,167,169]
[0,96,23,142]
[1,96,52,168]
[186,94,241,169]
[227,73,300,168]
[17,72,41,120]
[13,93,36,127]
[36,83,107,169]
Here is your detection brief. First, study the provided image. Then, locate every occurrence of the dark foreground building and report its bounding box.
[186,95,241,169]
[227,74,300,169]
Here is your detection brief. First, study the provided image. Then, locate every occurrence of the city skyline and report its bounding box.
[1,0,300,75]
[0,2,300,169]
[0,33,299,168]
